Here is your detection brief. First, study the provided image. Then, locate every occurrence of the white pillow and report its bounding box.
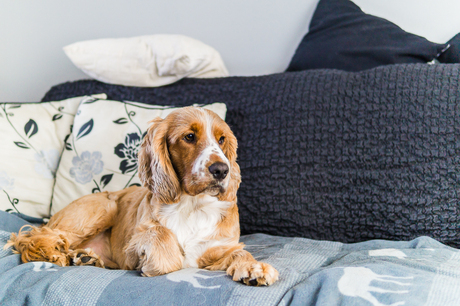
[51,99,227,215]
[0,94,107,219]
[63,35,229,87]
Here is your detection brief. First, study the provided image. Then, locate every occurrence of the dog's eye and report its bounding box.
[218,136,225,145]
[184,133,195,143]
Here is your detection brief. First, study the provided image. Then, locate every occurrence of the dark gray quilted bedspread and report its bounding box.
[42,64,460,247]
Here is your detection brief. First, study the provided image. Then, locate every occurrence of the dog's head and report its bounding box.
[138,107,241,204]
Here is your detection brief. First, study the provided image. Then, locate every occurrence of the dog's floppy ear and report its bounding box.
[138,117,181,204]
[219,129,241,202]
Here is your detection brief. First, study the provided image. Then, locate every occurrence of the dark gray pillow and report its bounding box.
[439,33,460,63]
[287,0,449,72]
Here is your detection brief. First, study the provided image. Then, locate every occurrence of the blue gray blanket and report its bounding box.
[1,211,459,305]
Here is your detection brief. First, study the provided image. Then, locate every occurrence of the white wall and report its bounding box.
[353,0,460,43]
[1,0,460,102]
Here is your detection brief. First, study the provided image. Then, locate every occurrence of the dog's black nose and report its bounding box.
[208,162,229,181]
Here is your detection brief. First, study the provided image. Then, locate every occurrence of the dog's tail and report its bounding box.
[4,225,71,266]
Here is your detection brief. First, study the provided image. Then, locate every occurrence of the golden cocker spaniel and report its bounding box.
[6,106,279,286]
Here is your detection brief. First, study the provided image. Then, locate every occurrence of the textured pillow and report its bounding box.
[0,94,106,219]
[41,64,460,248]
[286,0,450,72]
[63,35,229,87]
[51,99,226,215]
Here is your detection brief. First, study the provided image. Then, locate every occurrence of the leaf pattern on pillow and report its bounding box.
[1,105,61,181]
[76,119,94,140]
[49,103,76,121]
[24,119,38,138]
[0,171,19,213]
[1,105,38,151]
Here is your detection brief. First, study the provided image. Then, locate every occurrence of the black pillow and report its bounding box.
[42,63,460,248]
[287,0,449,72]
[438,33,460,63]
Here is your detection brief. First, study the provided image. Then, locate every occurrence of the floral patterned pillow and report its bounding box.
[0,94,107,220]
[51,98,227,215]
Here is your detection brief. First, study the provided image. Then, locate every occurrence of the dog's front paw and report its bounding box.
[68,248,105,268]
[228,261,279,286]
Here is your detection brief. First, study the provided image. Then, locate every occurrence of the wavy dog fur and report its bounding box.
[6,107,278,286]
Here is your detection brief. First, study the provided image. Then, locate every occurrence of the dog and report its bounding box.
[6,106,279,286]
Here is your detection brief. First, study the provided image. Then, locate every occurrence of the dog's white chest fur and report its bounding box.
[159,194,231,268]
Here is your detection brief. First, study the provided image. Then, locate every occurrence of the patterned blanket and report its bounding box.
[1,213,459,305]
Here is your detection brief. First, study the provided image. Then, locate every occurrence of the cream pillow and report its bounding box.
[51,99,227,215]
[0,94,107,219]
[63,35,229,87]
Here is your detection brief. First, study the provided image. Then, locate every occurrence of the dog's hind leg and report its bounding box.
[5,191,118,267]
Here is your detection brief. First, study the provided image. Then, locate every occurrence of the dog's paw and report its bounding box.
[228,261,279,286]
[68,248,105,268]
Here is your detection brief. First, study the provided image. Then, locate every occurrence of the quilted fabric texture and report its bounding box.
[42,64,460,247]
